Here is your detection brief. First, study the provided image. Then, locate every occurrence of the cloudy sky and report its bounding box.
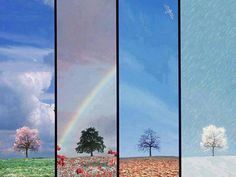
[0,0,54,159]
[119,0,179,157]
[182,0,236,157]
[57,0,116,157]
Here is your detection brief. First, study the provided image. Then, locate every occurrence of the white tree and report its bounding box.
[200,125,227,156]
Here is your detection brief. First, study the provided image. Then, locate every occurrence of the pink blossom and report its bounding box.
[13,126,41,158]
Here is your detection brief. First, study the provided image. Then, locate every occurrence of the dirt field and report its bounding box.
[120,157,179,177]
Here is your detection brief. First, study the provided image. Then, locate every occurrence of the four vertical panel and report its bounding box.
[1,0,232,176]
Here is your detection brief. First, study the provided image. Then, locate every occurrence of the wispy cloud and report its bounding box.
[0,31,50,46]
[120,49,178,91]
[121,83,178,130]
[41,0,54,8]
[164,4,174,20]
[0,46,53,62]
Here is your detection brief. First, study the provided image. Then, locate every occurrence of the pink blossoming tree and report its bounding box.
[13,126,41,158]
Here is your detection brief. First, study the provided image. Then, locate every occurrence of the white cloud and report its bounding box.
[164,4,174,20]
[42,0,54,8]
[40,93,54,101]
[0,32,49,46]
[0,68,55,156]
[0,46,53,62]
[120,49,178,91]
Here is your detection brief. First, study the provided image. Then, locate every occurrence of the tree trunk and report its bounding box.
[149,147,152,157]
[91,151,93,157]
[212,147,215,157]
[26,148,28,158]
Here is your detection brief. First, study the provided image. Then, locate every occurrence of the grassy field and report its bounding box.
[0,158,55,177]
[120,156,179,177]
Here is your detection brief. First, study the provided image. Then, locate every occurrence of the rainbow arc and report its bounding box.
[59,65,116,146]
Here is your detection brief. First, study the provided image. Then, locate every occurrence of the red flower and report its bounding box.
[57,159,65,166]
[108,149,117,156]
[112,151,117,156]
[76,167,84,174]
[57,154,65,160]
[108,172,112,177]
[57,154,66,166]
[108,159,115,166]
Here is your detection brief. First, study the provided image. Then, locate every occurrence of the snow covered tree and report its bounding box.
[200,125,227,156]
[13,126,41,158]
[138,128,160,157]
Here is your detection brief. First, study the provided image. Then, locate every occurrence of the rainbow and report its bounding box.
[59,65,116,146]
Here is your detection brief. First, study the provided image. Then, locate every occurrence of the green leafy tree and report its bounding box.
[75,127,106,156]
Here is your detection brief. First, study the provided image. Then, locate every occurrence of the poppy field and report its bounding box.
[120,157,179,177]
[0,158,54,177]
[57,156,117,177]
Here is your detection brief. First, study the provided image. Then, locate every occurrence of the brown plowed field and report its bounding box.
[120,157,179,177]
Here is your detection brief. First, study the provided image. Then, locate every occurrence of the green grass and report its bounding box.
[0,158,55,177]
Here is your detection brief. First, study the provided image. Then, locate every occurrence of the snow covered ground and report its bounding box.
[182,156,236,177]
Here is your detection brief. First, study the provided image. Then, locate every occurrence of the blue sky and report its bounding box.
[0,0,54,158]
[182,0,236,157]
[119,0,178,157]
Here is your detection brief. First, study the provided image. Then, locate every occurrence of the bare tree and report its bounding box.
[200,125,227,156]
[138,129,160,157]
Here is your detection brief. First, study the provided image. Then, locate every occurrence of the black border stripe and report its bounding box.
[116,0,120,176]
[178,0,182,176]
[54,0,57,176]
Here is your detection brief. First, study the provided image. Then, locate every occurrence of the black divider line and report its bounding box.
[54,0,57,176]
[116,0,120,176]
[178,0,182,176]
